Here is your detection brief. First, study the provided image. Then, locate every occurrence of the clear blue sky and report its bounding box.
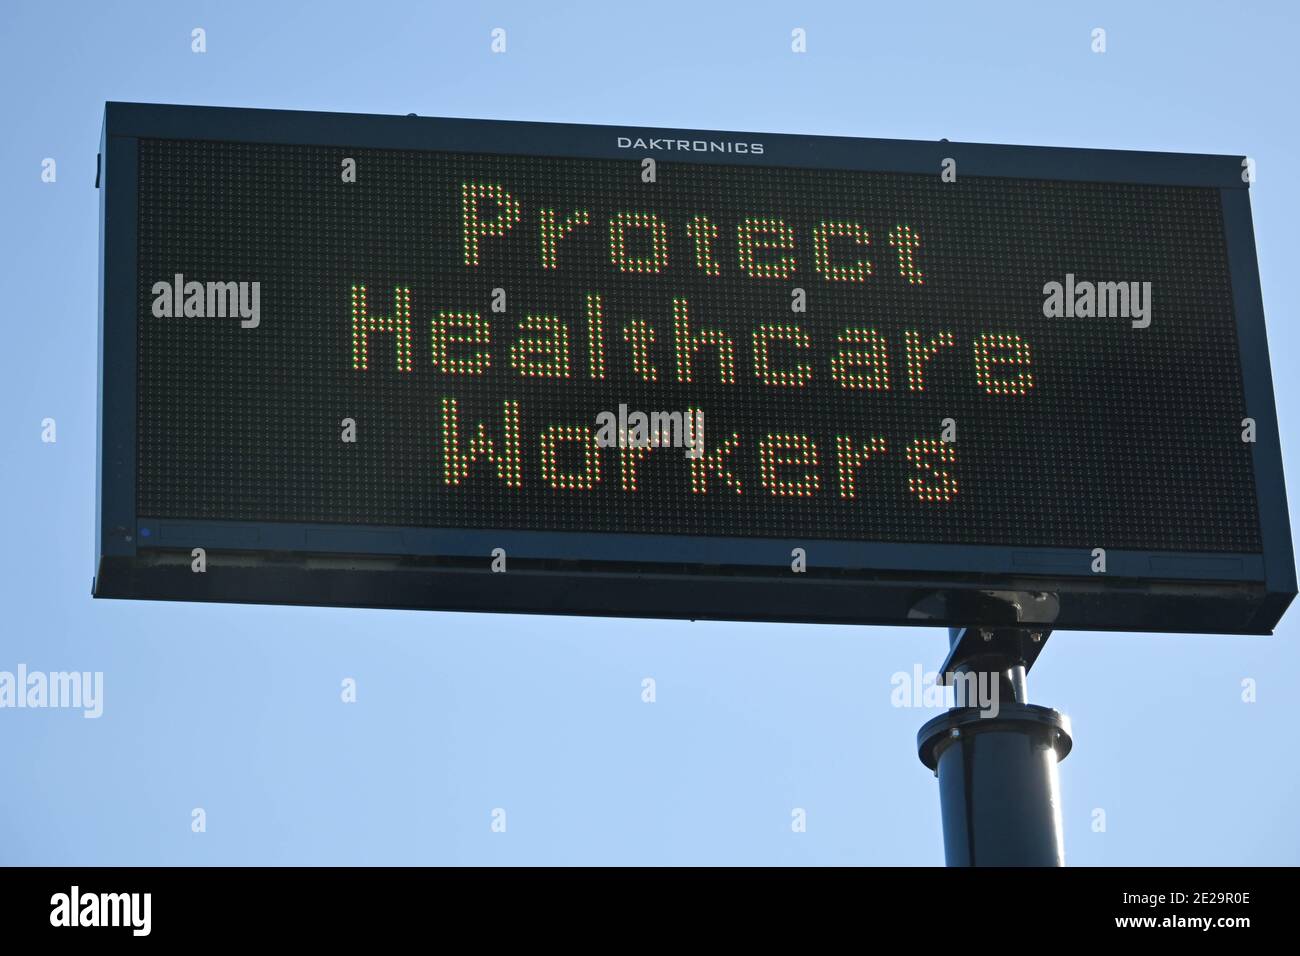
[1,0,1296,865]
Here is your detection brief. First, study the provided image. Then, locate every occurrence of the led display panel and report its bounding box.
[94,103,1295,632]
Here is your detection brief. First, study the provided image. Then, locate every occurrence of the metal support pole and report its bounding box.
[917,626,1072,866]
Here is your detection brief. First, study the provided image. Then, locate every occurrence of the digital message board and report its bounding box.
[95,103,1295,633]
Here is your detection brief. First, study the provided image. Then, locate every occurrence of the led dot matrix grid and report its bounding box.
[136,139,1260,552]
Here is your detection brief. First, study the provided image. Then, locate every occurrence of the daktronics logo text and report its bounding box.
[616,135,764,154]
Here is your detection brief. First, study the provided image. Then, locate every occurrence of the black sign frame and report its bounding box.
[94,101,1295,633]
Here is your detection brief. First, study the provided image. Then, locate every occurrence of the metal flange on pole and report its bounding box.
[917,627,1073,867]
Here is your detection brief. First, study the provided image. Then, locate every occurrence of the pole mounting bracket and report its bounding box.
[938,626,1051,686]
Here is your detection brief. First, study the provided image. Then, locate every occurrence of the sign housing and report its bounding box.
[94,102,1295,633]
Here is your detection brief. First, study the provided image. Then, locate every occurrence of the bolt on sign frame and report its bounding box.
[94,102,1295,633]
